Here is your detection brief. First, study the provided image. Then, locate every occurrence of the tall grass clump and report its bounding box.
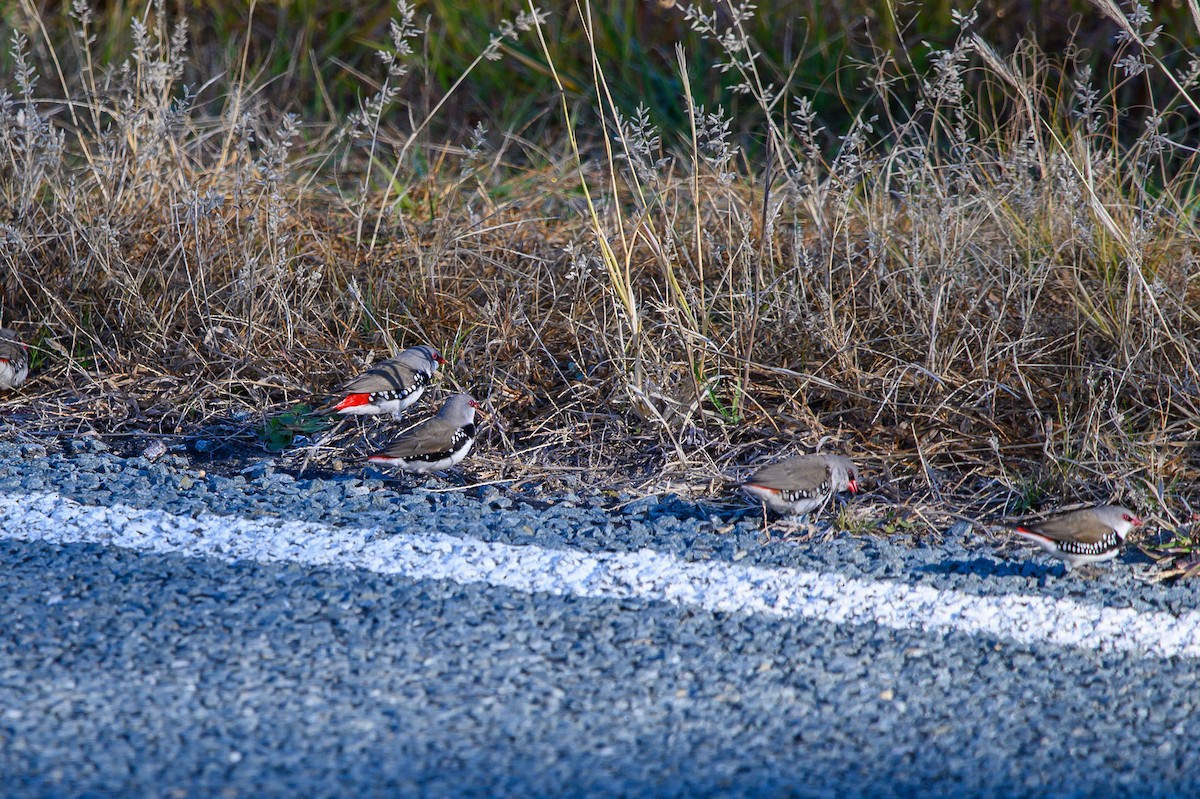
[0,0,556,434]
[3,0,323,420]
[1,0,1199,545]
[536,0,1200,522]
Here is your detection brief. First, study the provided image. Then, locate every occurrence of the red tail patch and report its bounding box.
[333,393,371,411]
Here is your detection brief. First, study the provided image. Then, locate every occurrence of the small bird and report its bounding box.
[1013,505,1142,571]
[331,345,446,418]
[740,453,859,517]
[0,328,29,391]
[367,394,481,473]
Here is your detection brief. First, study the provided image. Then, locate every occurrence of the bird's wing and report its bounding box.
[340,359,418,394]
[1023,510,1110,544]
[374,418,461,459]
[745,457,828,492]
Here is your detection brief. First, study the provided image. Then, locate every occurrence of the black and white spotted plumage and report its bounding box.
[1014,505,1141,570]
[740,453,859,517]
[0,328,29,391]
[333,344,445,418]
[367,394,481,473]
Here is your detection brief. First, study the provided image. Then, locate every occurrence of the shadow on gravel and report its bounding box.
[610,494,755,523]
[919,548,1157,582]
[914,556,1063,580]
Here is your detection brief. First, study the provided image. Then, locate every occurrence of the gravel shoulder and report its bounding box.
[0,442,1197,798]
[0,441,1191,614]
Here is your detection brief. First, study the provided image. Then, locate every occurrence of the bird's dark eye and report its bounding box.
[1122,513,1132,522]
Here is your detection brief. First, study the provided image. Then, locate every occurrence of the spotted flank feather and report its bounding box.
[366,369,429,405]
[777,480,831,504]
[1053,531,1122,557]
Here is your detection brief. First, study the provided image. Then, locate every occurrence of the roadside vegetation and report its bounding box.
[1,0,1198,573]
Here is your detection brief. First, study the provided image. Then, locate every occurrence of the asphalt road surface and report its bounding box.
[0,441,1196,798]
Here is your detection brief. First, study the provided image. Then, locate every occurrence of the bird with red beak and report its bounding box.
[740,453,859,518]
[367,394,482,473]
[1013,505,1142,571]
[331,344,446,419]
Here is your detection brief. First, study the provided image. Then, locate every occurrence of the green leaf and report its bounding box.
[258,405,330,452]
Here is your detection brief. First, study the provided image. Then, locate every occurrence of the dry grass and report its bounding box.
[2,1,1200,564]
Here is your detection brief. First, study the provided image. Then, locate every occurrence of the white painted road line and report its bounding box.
[1,490,1197,659]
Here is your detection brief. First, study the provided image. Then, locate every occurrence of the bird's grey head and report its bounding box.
[827,455,859,493]
[1095,505,1142,539]
[400,344,446,371]
[438,393,481,425]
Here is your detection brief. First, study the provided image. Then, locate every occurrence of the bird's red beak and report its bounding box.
[469,400,486,416]
[434,353,448,366]
[848,479,859,494]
